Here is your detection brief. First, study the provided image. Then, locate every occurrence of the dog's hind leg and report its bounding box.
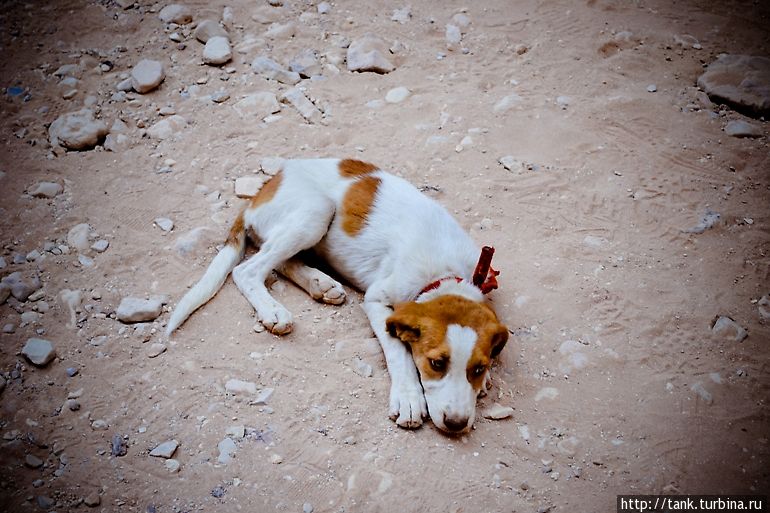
[277,258,346,305]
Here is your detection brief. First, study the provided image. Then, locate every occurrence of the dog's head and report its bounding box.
[386,295,508,434]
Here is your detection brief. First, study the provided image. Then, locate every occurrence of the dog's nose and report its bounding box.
[443,414,470,432]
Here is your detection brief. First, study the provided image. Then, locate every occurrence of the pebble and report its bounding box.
[317,2,331,14]
[131,59,165,94]
[233,92,281,118]
[211,91,230,103]
[724,119,762,138]
[269,453,283,464]
[261,157,285,175]
[154,217,174,232]
[203,36,232,65]
[147,343,167,358]
[149,440,179,458]
[251,56,300,85]
[48,109,108,150]
[253,387,274,405]
[646,84,657,93]
[289,49,322,78]
[29,181,63,198]
[66,399,80,411]
[84,492,101,507]
[235,176,265,197]
[347,34,395,73]
[684,209,721,234]
[391,7,411,23]
[3,323,15,333]
[225,378,257,395]
[697,54,770,117]
[517,424,530,442]
[20,311,41,325]
[36,496,55,510]
[165,458,181,472]
[711,316,748,342]
[211,485,226,498]
[217,437,237,464]
[66,367,79,377]
[68,223,92,251]
[499,156,524,172]
[111,434,128,457]
[159,4,192,24]
[303,503,314,513]
[91,239,109,253]
[493,94,522,113]
[59,288,82,328]
[452,12,472,30]
[556,95,570,109]
[22,338,56,367]
[25,454,44,468]
[194,19,228,43]
[147,115,187,140]
[280,87,321,122]
[445,24,462,49]
[481,403,514,420]
[91,419,109,430]
[116,297,164,323]
[26,249,41,262]
[385,86,410,104]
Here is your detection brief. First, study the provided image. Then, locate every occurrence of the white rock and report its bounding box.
[725,119,762,138]
[165,459,181,472]
[234,176,265,197]
[67,223,92,252]
[91,420,109,430]
[116,297,163,323]
[147,115,187,140]
[217,437,237,464]
[29,182,63,198]
[147,343,167,358]
[482,403,514,420]
[261,157,284,175]
[233,92,281,118]
[317,1,331,14]
[203,36,232,65]
[712,316,748,342]
[385,86,410,104]
[251,56,300,84]
[646,84,657,93]
[22,338,56,366]
[289,49,322,78]
[280,88,321,122]
[158,4,192,24]
[58,289,82,329]
[347,34,395,73]
[154,217,174,232]
[265,21,295,39]
[49,109,108,150]
[91,239,109,253]
[445,24,462,49]
[194,19,228,43]
[225,379,257,395]
[253,387,274,405]
[391,7,411,23]
[104,133,129,152]
[131,60,165,94]
[499,156,524,172]
[150,440,179,458]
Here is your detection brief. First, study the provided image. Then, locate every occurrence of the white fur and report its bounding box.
[167,158,490,430]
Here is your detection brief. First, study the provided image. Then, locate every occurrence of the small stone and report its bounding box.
[91,239,109,253]
[147,115,187,140]
[66,399,80,411]
[211,485,226,498]
[116,78,133,92]
[499,156,524,172]
[150,440,179,458]
[646,84,657,93]
[261,157,285,175]
[225,425,245,439]
[91,419,109,431]
[25,454,44,468]
[452,13,472,30]
[159,4,192,24]
[253,387,274,405]
[211,91,230,103]
[493,94,522,113]
[235,176,265,197]
[49,109,108,150]
[203,36,232,65]
[154,217,174,232]
[22,338,56,367]
[66,367,79,377]
[482,403,514,420]
[445,24,462,49]
[29,181,63,198]
[269,453,283,464]
[724,119,763,138]
[111,434,128,456]
[131,59,165,94]
[147,343,167,358]
[67,223,92,251]
[289,49,322,78]
[194,20,228,43]
[165,459,181,472]
[265,21,295,39]
[303,503,314,513]
[691,382,713,404]
[116,297,163,323]
[225,378,257,395]
[78,254,95,267]
[84,492,101,507]
[347,34,395,73]
[391,7,411,23]
[36,496,55,510]
[758,295,770,322]
[712,316,748,342]
[251,56,300,85]
[233,92,281,118]
[556,95,570,109]
[3,323,15,333]
[217,437,237,464]
[317,2,331,14]
[684,209,721,234]
[385,86,410,104]
[26,250,41,262]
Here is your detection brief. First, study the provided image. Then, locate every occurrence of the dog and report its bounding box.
[166,158,508,433]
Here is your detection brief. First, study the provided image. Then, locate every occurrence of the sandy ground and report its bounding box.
[1,0,769,512]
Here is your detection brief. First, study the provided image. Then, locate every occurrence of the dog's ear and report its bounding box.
[490,324,509,358]
[386,303,422,345]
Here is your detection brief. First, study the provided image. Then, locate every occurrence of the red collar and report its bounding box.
[418,246,500,297]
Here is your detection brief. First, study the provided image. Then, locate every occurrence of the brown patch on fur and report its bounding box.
[339,158,378,178]
[341,176,381,235]
[226,211,245,248]
[250,172,283,208]
[386,296,508,386]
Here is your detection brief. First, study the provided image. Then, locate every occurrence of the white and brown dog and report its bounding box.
[166,158,508,434]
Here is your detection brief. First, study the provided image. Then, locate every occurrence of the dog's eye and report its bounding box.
[472,365,486,377]
[429,358,447,372]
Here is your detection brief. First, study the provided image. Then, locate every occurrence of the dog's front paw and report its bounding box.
[309,277,346,305]
[388,383,427,429]
[257,302,293,335]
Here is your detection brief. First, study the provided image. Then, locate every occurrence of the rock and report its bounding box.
[225,425,245,439]
[758,295,770,322]
[91,239,109,253]
[111,434,128,457]
[391,7,411,23]
[288,49,322,79]
[66,367,79,377]
[352,356,373,377]
[646,84,657,93]
[36,496,55,509]
[452,13,472,30]
[104,133,129,152]
[150,440,179,458]
[66,399,80,412]
[683,209,721,234]
[29,181,63,198]
[159,4,192,24]
[347,34,395,73]
[385,86,410,104]
[493,94,522,113]
[712,316,748,342]
[25,454,44,468]
[233,92,281,118]
[482,403,514,420]
[251,56,301,85]
[147,343,167,358]
[67,223,92,251]
[154,217,174,232]
[165,459,181,472]
[217,437,237,464]
[235,176,265,197]
[697,54,770,117]
[211,91,230,103]
[303,503,314,513]
[317,2,331,14]
[724,119,762,138]
[261,157,284,175]
[556,95,570,109]
[49,109,108,150]
[0,284,9,305]
[131,60,165,94]
[269,453,283,464]
[225,378,256,395]
[445,24,462,49]
[147,115,187,140]
[203,37,232,65]
[22,338,56,366]
[194,20,228,43]
[499,156,524,172]
[26,250,41,262]
[116,297,163,323]
[280,87,321,122]
[265,21,295,39]
[21,311,41,325]
[84,492,101,507]
[91,419,109,431]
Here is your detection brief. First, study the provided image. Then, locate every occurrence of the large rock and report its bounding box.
[147,115,187,140]
[131,59,165,94]
[158,4,192,24]
[347,34,395,74]
[29,181,63,198]
[697,54,770,117]
[232,92,281,118]
[22,338,56,367]
[203,36,232,65]
[49,109,108,150]
[2,272,42,301]
[194,20,228,43]
[116,297,163,323]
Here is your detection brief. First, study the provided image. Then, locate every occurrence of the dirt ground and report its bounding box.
[1,0,769,512]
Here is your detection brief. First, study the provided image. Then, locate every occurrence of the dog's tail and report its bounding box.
[166,212,247,336]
